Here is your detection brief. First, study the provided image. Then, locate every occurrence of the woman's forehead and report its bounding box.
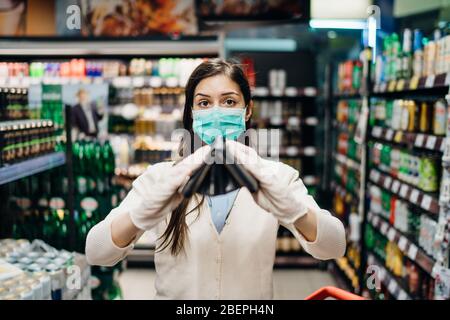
[194,74,243,96]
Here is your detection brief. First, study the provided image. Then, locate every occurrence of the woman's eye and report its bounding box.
[198,101,209,107]
[224,99,236,106]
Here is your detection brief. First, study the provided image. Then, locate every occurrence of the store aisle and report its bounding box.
[119,268,337,300]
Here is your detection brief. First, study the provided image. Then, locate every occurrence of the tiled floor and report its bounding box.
[119,268,337,300]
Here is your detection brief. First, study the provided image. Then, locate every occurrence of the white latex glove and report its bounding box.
[129,145,211,230]
[226,140,309,225]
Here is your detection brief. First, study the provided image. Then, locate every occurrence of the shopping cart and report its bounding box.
[305,286,366,300]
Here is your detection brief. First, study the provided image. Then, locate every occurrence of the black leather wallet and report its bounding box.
[181,137,259,197]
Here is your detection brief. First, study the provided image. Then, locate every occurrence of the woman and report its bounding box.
[86,59,346,299]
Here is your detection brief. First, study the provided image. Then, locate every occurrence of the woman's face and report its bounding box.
[193,74,253,121]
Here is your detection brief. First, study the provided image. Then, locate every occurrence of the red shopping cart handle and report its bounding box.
[305,286,365,300]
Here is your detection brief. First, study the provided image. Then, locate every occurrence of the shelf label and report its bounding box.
[415,134,425,147]
[380,82,387,92]
[425,135,437,150]
[372,127,382,138]
[394,131,403,143]
[388,279,398,293]
[384,176,392,189]
[391,180,401,193]
[408,244,418,260]
[400,184,409,198]
[410,189,420,204]
[373,215,380,227]
[398,236,408,251]
[374,171,381,183]
[425,74,435,88]
[421,195,432,211]
[380,222,389,235]
[387,227,397,241]
[410,76,420,90]
[385,129,394,141]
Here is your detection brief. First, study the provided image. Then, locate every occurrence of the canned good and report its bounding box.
[43,252,57,260]
[14,285,33,300]
[2,278,19,289]
[27,252,40,260]
[35,257,49,266]
[24,278,43,300]
[18,257,32,265]
[46,265,64,300]
[33,272,52,300]
[27,263,43,273]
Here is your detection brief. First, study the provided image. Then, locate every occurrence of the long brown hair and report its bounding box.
[157,58,252,256]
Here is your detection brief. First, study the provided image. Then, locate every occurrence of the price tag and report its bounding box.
[421,195,432,211]
[372,126,382,138]
[388,227,397,241]
[380,82,387,92]
[425,74,435,88]
[415,134,425,147]
[372,170,381,183]
[388,80,397,92]
[391,180,401,193]
[385,129,394,141]
[394,131,403,143]
[407,244,418,260]
[398,290,408,300]
[384,176,392,189]
[410,76,420,90]
[373,215,380,227]
[410,189,420,204]
[380,222,389,235]
[396,79,405,91]
[398,236,408,251]
[388,279,398,293]
[425,135,437,150]
[400,184,409,198]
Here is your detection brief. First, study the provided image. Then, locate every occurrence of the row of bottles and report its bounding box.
[0,58,205,87]
[364,224,436,299]
[369,141,440,193]
[374,27,450,83]
[370,98,448,136]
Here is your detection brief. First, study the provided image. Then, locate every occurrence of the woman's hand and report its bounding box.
[226,140,309,225]
[129,145,211,230]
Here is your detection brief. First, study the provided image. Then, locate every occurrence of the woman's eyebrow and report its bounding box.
[221,91,239,96]
[194,93,210,97]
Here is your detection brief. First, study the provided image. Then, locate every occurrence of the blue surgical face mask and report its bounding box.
[192,106,246,145]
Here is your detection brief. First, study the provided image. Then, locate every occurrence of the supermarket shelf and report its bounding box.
[330,180,359,203]
[367,211,437,278]
[366,253,412,300]
[279,146,318,158]
[332,120,357,134]
[0,37,221,56]
[332,258,359,293]
[251,117,319,128]
[371,126,445,152]
[333,153,361,171]
[333,92,361,99]
[368,168,440,215]
[0,152,66,186]
[252,87,317,99]
[372,73,449,97]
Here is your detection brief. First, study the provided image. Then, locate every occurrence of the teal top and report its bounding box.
[206,189,240,234]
